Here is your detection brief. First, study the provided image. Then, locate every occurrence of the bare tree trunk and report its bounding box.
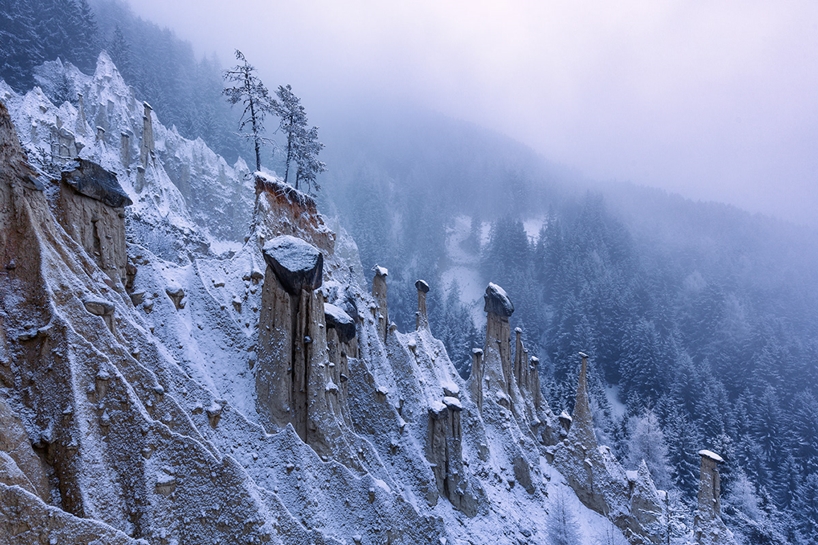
[249,96,261,172]
[284,119,293,185]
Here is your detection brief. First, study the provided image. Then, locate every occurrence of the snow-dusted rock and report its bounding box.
[60,158,132,208]
[262,235,323,295]
[83,298,114,316]
[371,265,389,340]
[324,302,355,343]
[0,58,654,545]
[415,278,430,330]
[483,282,514,317]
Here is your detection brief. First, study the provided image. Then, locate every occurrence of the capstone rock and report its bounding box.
[262,235,323,295]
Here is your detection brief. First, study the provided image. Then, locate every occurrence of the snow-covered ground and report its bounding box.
[0,54,658,545]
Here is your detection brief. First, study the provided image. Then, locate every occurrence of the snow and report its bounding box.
[262,235,320,274]
[440,215,485,326]
[485,282,514,316]
[698,450,724,463]
[522,216,545,242]
[0,52,680,545]
[324,303,353,325]
[429,400,447,415]
[605,384,627,420]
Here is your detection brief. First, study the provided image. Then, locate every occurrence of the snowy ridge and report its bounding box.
[0,54,728,545]
[2,52,254,245]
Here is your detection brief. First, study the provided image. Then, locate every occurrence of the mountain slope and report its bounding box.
[0,54,702,545]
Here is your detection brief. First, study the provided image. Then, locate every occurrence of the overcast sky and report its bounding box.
[128,0,818,227]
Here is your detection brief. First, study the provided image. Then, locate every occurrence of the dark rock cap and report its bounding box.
[484,282,514,317]
[324,303,356,343]
[61,159,132,208]
[415,279,430,293]
[262,235,323,295]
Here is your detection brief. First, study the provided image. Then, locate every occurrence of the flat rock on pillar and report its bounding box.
[324,303,356,343]
[263,235,323,295]
[60,159,132,208]
[415,279,429,329]
[372,265,389,340]
[483,282,513,317]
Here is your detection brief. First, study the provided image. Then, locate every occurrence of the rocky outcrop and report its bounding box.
[415,279,429,329]
[372,265,389,341]
[694,450,736,545]
[481,282,515,400]
[554,352,665,544]
[512,328,557,445]
[0,55,685,545]
[629,461,666,540]
[60,159,132,208]
[139,101,153,170]
[254,173,335,251]
[468,348,484,411]
[324,302,355,344]
[696,450,723,520]
[0,397,50,501]
[56,160,130,287]
[1,483,142,545]
[256,235,327,440]
[427,396,475,515]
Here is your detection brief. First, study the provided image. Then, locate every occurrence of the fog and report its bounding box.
[127,0,818,227]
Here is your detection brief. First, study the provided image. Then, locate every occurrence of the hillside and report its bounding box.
[318,98,817,544]
[0,52,733,545]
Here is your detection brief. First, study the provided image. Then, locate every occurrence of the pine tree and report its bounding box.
[791,391,818,474]
[547,489,582,545]
[792,473,818,545]
[430,282,480,377]
[618,319,665,403]
[751,386,782,468]
[108,25,131,78]
[268,84,326,192]
[0,0,44,90]
[223,50,273,172]
[481,216,530,292]
[663,408,702,498]
[626,409,673,489]
[293,124,326,194]
[74,0,99,72]
[272,83,306,186]
[773,454,801,509]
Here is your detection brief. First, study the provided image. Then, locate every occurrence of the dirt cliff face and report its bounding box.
[0,54,698,545]
[55,168,130,288]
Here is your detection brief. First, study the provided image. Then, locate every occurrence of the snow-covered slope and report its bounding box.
[0,54,725,545]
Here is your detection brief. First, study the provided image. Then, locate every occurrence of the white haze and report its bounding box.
[127,0,818,228]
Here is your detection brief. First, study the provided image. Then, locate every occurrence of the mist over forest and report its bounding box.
[1,1,817,544]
